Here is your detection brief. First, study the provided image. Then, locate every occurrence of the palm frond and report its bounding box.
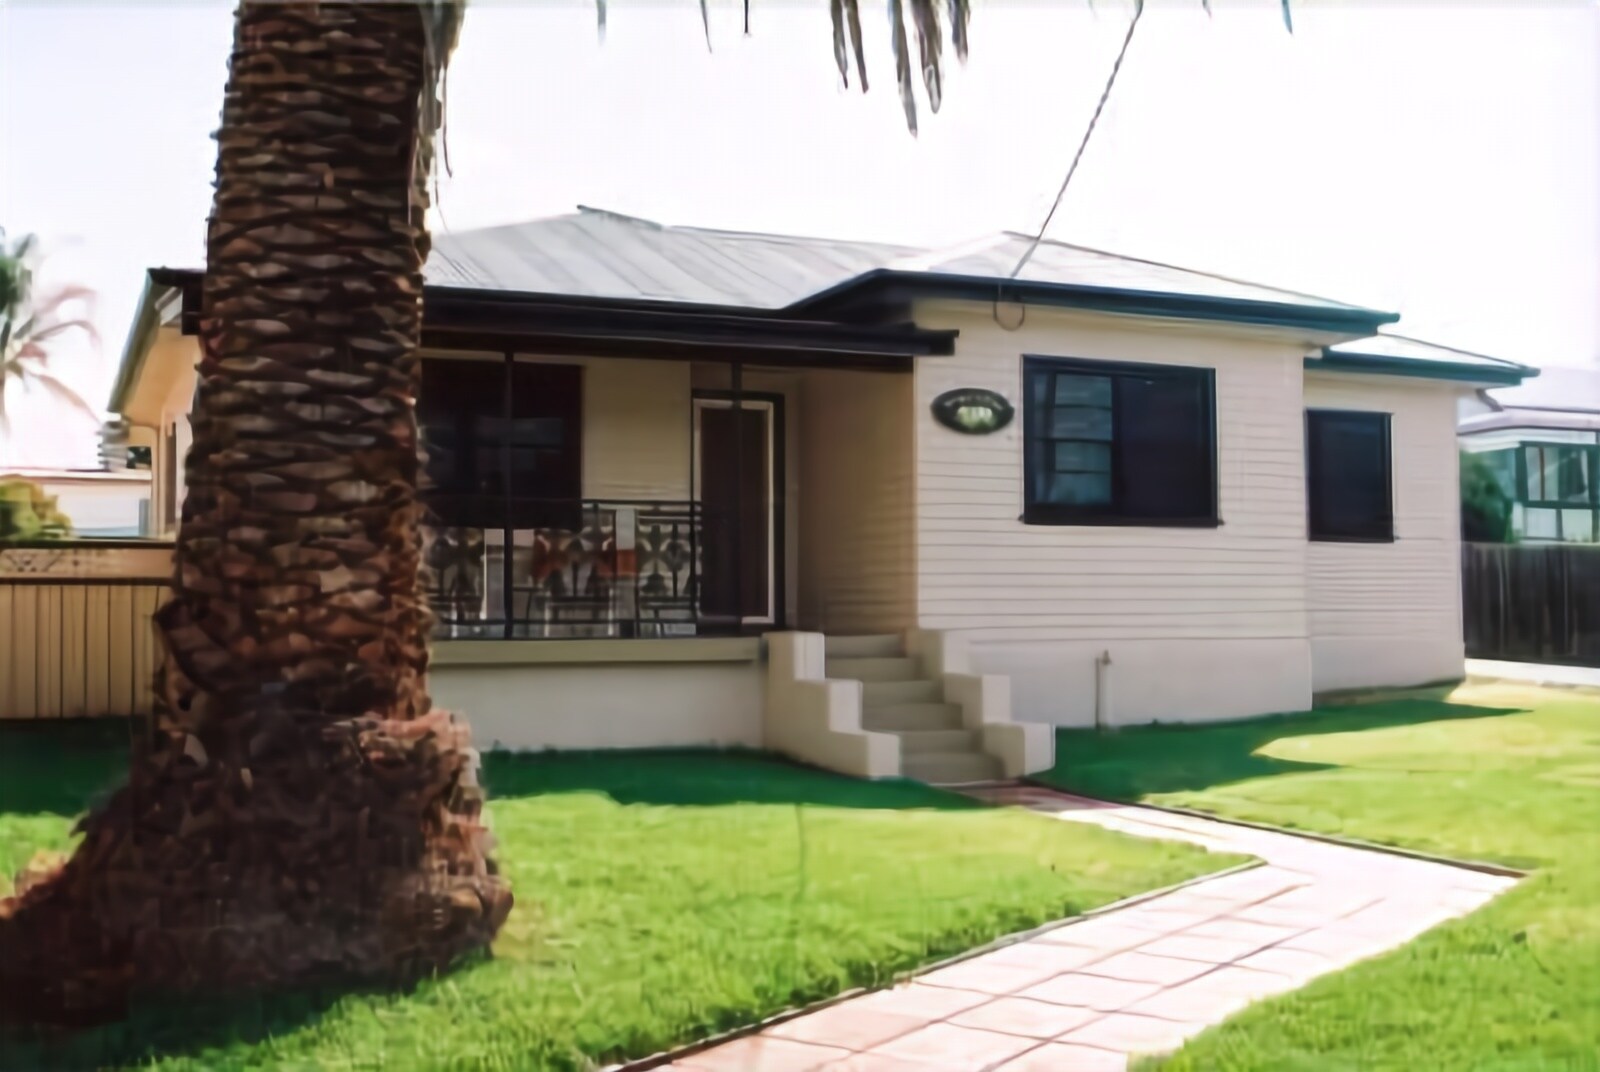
[887,0,917,134]
[0,232,101,427]
[20,368,98,422]
[829,0,850,88]
[846,0,869,93]
[699,0,712,50]
[909,0,943,115]
[1281,0,1294,32]
[947,0,969,62]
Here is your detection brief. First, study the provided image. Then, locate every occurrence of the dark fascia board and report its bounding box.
[424,291,956,356]
[148,271,954,357]
[1309,349,1536,387]
[785,269,1401,336]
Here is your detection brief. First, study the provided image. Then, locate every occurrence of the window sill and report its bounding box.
[1309,534,1397,544]
[1019,513,1223,529]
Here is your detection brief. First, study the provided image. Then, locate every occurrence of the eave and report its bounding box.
[1309,349,1535,387]
[787,269,1400,340]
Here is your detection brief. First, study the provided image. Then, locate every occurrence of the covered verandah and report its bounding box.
[410,286,952,644]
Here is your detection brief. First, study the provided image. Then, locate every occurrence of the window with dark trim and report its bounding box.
[418,358,581,530]
[1306,409,1393,542]
[1023,356,1218,526]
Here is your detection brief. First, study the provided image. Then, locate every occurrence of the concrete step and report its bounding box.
[863,702,965,732]
[903,750,1004,786]
[863,679,944,708]
[826,656,921,682]
[824,633,903,659]
[896,728,981,754]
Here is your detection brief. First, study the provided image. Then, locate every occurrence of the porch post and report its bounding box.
[501,349,514,639]
[731,360,744,634]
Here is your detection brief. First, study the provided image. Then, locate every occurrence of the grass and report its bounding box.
[0,724,1237,1071]
[1036,682,1600,1071]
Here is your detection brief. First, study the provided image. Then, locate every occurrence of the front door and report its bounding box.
[695,396,780,625]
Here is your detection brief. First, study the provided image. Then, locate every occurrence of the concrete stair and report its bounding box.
[824,634,1004,787]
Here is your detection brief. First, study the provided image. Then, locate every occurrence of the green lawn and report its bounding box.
[0,723,1236,1071]
[1037,682,1600,1071]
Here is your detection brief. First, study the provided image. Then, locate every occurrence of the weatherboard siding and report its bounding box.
[912,303,1312,638]
[797,368,915,633]
[1305,373,1466,692]
[910,302,1315,724]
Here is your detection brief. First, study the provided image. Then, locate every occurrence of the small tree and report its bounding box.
[1461,450,1514,543]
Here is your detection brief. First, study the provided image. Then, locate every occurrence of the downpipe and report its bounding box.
[1093,650,1114,732]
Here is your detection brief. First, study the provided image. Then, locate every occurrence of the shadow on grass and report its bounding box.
[0,969,461,1072]
[1042,697,1526,800]
[0,719,133,817]
[481,747,974,811]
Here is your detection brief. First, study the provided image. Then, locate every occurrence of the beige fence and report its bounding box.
[0,581,166,719]
[0,541,171,719]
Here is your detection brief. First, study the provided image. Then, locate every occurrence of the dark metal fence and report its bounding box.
[1463,542,1600,667]
[421,497,723,640]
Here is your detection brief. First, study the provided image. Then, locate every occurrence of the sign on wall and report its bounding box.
[931,388,1015,435]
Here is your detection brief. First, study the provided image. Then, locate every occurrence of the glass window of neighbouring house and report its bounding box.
[1022,356,1217,526]
[1306,409,1393,542]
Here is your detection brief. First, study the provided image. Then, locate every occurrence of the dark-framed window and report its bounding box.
[1022,355,1218,526]
[1306,409,1393,542]
[418,357,581,530]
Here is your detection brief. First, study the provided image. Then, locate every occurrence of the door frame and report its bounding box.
[692,390,787,628]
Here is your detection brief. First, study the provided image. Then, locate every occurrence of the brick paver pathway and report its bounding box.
[662,786,1517,1072]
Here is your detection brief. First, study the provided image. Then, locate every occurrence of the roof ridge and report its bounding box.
[575,205,666,229]
[996,231,1367,310]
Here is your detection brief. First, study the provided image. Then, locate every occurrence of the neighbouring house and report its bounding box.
[0,466,153,537]
[1459,363,1600,543]
[1,208,1539,785]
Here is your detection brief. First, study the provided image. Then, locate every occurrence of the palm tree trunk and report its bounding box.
[0,0,509,1022]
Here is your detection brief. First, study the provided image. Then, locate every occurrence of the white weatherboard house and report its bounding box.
[85,208,1536,785]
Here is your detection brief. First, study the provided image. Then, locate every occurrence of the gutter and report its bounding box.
[787,268,1402,338]
[1309,349,1536,387]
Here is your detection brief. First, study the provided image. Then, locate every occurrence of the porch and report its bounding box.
[413,294,944,642]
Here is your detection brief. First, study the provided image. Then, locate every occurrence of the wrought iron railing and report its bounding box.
[420,497,724,640]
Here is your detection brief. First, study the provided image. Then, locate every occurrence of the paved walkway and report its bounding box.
[1466,658,1600,690]
[662,787,1517,1072]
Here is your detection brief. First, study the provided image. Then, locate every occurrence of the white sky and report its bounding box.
[2,0,1597,468]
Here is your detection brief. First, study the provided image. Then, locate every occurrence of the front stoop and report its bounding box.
[824,632,1052,786]
[762,630,1052,785]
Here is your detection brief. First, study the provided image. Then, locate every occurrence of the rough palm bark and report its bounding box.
[0,1,509,1022]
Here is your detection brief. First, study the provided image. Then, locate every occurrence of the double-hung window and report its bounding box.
[1022,356,1218,526]
[1305,409,1393,541]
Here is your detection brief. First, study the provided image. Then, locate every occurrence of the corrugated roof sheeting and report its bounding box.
[906,232,1372,311]
[426,207,1377,315]
[1329,333,1525,370]
[427,208,913,308]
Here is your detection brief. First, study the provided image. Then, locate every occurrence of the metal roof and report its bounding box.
[427,207,915,309]
[1321,333,1536,386]
[892,232,1374,313]
[428,208,1380,317]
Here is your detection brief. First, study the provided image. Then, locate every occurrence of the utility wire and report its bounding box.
[1010,0,1146,280]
